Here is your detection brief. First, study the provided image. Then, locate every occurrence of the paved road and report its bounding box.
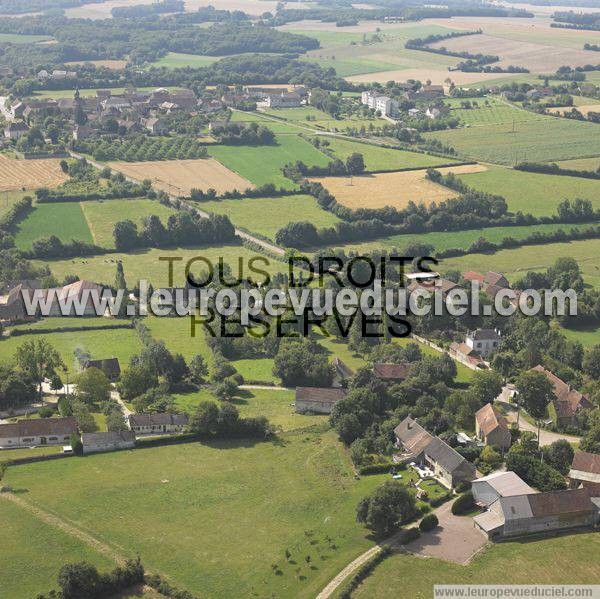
[68,150,286,256]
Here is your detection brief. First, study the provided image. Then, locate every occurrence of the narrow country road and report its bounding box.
[68,150,286,256]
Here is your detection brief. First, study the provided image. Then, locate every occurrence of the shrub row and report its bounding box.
[338,545,393,599]
[515,161,600,180]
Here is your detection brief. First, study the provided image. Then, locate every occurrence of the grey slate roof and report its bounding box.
[82,430,135,445]
[128,413,188,427]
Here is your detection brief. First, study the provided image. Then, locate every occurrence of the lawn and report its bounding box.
[560,324,600,348]
[348,532,600,598]
[439,238,600,289]
[0,498,114,599]
[0,33,52,43]
[199,194,340,240]
[231,357,278,383]
[35,244,285,288]
[447,100,545,127]
[323,138,460,172]
[3,431,388,598]
[208,135,331,189]
[426,116,600,165]
[14,202,93,250]
[80,198,176,248]
[456,165,600,216]
[0,189,33,218]
[151,52,220,68]
[8,317,130,333]
[555,157,600,172]
[0,327,142,375]
[333,222,598,253]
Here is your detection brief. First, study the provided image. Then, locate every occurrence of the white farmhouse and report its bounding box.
[465,328,501,359]
[0,417,77,449]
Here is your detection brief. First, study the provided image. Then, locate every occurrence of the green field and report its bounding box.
[0,189,33,218]
[14,202,93,250]
[8,316,130,333]
[80,198,175,248]
[334,222,597,254]
[230,110,309,134]
[3,431,387,598]
[35,244,285,288]
[0,499,114,599]
[446,98,546,127]
[231,357,278,383]
[561,324,600,348]
[439,238,600,289]
[348,533,600,598]
[151,52,220,68]
[555,157,600,172]
[0,33,52,43]
[457,165,600,216]
[199,194,340,240]
[208,135,331,188]
[323,138,460,172]
[427,117,600,165]
[0,327,141,375]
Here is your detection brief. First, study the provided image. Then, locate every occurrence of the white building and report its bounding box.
[360,90,398,118]
[82,431,136,454]
[465,329,501,359]
[0,417,77,449]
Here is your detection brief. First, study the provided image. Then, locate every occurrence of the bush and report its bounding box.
[399,527,421,544]
[451,491,475,515]
[70,433,83,457]
[419,513,439,532]
[37,407,54,418]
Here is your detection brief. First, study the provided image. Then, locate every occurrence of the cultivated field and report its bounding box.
[151,53,221,69]
[35,244,285,288]
[349,533,600,598]
[312,164,486,210]
[0,155,69,191]
[429,32,600,73]
[199,194,340,240]
[427,116,600,165]
[3,431,387,598]
[456,165,600,215]
[445,97,545,126]
[108,158,254,196]
[440,238,600,288]
[14,202,93,250]
[80,198,176,248]
[555,157,600,171]
[0,189,31,218]
[64,59,128,70]
[208,135,331,189]
[345,67,515,85]
[548,104,600,116]
[323,138,460,171]
[0,327,142,375]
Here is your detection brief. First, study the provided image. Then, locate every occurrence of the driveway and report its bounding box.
[405,501,487,564]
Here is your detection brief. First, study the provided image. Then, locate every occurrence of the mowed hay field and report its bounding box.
[81,198,176,247]
[208,135,331,189]
[199,194,340,240]
[439,238,600,288]
[3,431,387,598]
[35,244,285,287]
[349,534,600,599]
[456,165,600,216]
[312,164,486,210]
[0,498,114,599]
[14,202,93,250]
[444,97,545,126]
[108,158,253,196]
[323,138,460,171]
[548,104,600,116]
[555,157,600,171]
[0,154,68,191]
[426,117,600,165]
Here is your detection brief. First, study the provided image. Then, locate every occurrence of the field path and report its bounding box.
[68,150,285,256]
[0,491,126,564]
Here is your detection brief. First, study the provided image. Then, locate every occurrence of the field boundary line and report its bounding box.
[79,201,99,246]
[0,491,126,565]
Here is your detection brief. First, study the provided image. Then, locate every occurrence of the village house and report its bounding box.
[0,417,77,449]
[4,120,29,140]
[531,365,593,428]
[474,486,600,540]
[11,101,26,120]
[82,430,136,455]
[295,387,346,414]
[463,270,510,288]
[361,90,399,118]
[84,358,121,382]
[72,124,96,141]
[568,450,600,495]
[472,471,536,508]
[449,342,486,368]
[143,117,169,135]
[35,280,106,317]
[265,91,302,108]
[475,403,512,450]
[465,329,501,359]
[394,417,476,489]
[373,362,412,382]
[417,84,445,100]
[0,280,40,322]
[128,413,189,436]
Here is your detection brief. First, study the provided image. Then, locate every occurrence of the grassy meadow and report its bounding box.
[14,202,93,250]
[199,194,340,240]
[81,198,175,248]
[456,165,600,216]
[555,157,600,172]
[151,52,220,68]
[348,533,600,598]
[446,98,546,127]
[0,499,114,599]
[3,431,387,599]
[427,116,600,165]
[34,244,285,288]
[0,189,33,218]
[208,135,330,189]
